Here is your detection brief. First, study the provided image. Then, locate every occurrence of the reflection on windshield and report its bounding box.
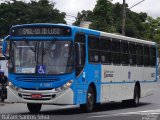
[11,40,73,75]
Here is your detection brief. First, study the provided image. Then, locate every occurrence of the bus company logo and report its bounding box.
[104,70,113,78]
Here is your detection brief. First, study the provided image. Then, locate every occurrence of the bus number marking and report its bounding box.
[40,83,52,87]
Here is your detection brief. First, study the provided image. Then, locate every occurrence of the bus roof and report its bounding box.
[100,32,156,46]
[12,23,156,46]
[72,25,156,46]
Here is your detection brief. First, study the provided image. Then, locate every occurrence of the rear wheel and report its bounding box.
[133,86,140,106]
[122,86,140,107]
[27,103,42,113]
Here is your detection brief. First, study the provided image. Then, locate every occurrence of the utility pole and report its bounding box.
[121,0,145,36]
[122,0,126,36]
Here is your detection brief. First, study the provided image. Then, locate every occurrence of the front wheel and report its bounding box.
[27,103,42,113]
[81,87,95,113]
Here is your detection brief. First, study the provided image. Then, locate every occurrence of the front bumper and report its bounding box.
[6,86,74,105]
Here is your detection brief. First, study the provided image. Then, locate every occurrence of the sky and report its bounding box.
[52,0,160,24]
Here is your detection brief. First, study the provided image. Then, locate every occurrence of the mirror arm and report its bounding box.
[2,35,10,58]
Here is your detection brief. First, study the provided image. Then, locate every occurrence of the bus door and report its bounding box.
[74,33,86,104]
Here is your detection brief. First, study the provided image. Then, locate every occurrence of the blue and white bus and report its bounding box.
[2,23,158,113]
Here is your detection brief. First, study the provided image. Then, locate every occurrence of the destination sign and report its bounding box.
[10,26,71,36]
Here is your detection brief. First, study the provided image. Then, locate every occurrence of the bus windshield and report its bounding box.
[10,40,73,75]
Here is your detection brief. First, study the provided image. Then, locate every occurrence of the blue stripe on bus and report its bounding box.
[100,80,157,84]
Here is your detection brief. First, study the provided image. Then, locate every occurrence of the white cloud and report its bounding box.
[53,0,96,16]
[52,0,97,24]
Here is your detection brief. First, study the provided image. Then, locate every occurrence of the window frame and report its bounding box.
[121,41,129,65]
[111,38,121,65]
[88,35,100,64]
[100,37,112,65]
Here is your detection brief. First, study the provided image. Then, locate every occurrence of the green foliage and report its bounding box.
[74,0,160,44]
[142,16,160,43]
[74,10,93,26]
[91,0,114,32]
[0,0,66,36]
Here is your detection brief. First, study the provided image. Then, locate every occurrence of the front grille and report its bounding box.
[21,88,53,90]
[16,76,60,82]
[18,93,56,100]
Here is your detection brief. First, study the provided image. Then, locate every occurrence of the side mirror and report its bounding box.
[2,35,10,59]
[75,42,81,65]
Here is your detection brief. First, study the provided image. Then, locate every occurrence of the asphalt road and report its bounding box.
[0,84,160,120]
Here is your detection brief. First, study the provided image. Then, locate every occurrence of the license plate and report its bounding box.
[31,94,42,99]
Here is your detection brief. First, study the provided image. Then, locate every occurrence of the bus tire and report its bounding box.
[133,86,140,106]
[122,86,140,107]
[27,103,42,113]
[85,86,95,112]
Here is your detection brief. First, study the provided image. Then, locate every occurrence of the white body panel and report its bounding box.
[100,65,157,103]
[6,86,74,105]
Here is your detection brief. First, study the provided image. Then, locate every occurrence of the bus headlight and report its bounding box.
[55,80,73,92]
[8,81,20,91]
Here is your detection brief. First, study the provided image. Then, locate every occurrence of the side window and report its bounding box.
[129,43,136,65]
[121,41,129,65]
[100,37,111,64]
[150,46,156,67]
[136,44,143,66]
[88,36,100,63]
[111,39,121,64]
[75,33,86,77]
[143,45,150,66]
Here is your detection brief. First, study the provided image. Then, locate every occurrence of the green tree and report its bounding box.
[90,0,114,32]
[0,0,66,36]
[74,0,151,39]
[143,17,160,43]
[74,10,93,26]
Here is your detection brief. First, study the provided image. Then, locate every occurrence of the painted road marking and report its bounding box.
[58,105,77,109]
[89,109,160,118]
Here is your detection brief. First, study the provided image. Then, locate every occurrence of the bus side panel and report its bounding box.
[74,63,101,105]
[141,67,157,98]
[75,84,88,105]
[101,65,113,102]
[86,64,101,103]
[101,65,135,102]
[130,66,143,81]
